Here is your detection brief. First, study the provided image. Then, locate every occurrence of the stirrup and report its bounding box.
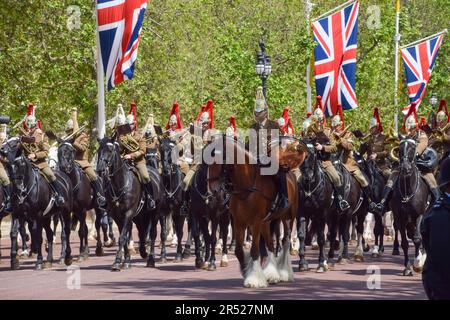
[147,197,156,210]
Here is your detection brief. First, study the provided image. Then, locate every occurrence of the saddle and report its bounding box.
[416,147,438,171]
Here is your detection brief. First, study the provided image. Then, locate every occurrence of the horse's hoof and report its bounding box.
[384,227,390,236]
[290,249,298,256]
[311,244,319,250]
[146,257,156,268]
[195,259,204,269]
[353,255,364,262]
[202,262,209,270]
[412,265,423,273]
[43,261,52,269]
[65,257,73,266]
[349,240,357,246]
[159,257,167,264]
[207,263,217,271]
[122,262,130,270]
[139,247,148,260]
[337,258,349,265]
[215,248,222,255]
[229,245,236,253]
[111,263,121,272]
[403,268,413,276]
[182,249,191,259]
[244,242,251,250]
[11,259,20,270]
[363,244,370,253]
[220,260,228,267]
[174,254,183,263]
[386,236,393,242]
[78,255,85,263]
[392,248,400,256]
[316,266,326,273]
[95,247,104,257]
[298,262,309,272]
[35,263,43,271]
[371,253,380,258]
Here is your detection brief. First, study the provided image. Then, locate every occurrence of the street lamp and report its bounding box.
[430,93,438,108]
[255,38,272,100]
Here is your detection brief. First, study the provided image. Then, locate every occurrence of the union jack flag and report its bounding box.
[401,34,444,114]
[97,0,148,91]
[312,0,359,117]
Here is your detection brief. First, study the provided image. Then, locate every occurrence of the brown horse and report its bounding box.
[208,135,305,288]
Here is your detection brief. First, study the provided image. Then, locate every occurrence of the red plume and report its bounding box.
[128,102,138,129]
[196,105,206,122]
[280,107,294,134]
[306,111,312,118]
[419,116,427,129]
[336,104,345,130]
[315,96,326,127]
[373,107,383,132]
[438,98,449,122]
[205,99,214,129]
[23,103,42,130]
[166,101,183,130]
[229,116,237,137]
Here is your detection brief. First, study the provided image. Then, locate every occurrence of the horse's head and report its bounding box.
[1,137,21,164]
[96,137,120,175]
[11,155,31,194]
[58,142,75,173]
[398,138,417,175]
[300,139,317,182]
[159,137,177,176]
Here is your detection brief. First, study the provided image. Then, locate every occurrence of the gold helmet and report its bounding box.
[0,123,7,141]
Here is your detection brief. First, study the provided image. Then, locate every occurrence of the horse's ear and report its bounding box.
[45,130,58,141]
[57,138,64,144]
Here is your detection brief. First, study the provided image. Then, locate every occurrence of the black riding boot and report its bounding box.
[143,182,156,210]
[3,184,12,213]
[276,172,289,209]
[376,186,393,214]
[362,186,376,211]
[49,180,65,206]
[430,188,441,205]
[91,179,106,209]
[335,185,350,211]
[180,191,189,216]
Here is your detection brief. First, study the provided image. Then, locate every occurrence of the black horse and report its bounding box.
[390,138,429,276]
[297,139,335,272]
[191,149,231,270]
[155,137,188,265]
[354,151,386,257]
[96,137,147,271]
[2,138,73,270]
[57,141,110,259]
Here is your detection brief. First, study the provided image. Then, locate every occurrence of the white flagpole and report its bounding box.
[95,4,106,139]
[305,0,314,114]
[393,0,401,134]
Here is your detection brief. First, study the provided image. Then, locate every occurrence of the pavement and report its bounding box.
[0,219,427,300]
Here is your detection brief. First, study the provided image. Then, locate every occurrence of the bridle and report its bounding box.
[398,139,420,203]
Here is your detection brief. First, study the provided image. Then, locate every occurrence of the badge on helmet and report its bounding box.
[254,86,268,113]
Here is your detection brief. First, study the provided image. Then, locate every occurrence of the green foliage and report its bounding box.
[0,0,448,135]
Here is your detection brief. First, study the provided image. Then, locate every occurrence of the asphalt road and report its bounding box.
[0,219,426,300]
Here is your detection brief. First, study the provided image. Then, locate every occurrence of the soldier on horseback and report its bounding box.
[19,104,65,206]
[64,108,106,208]
[377,103,441,212]
[250,86,289,209]
[308,96,349,211]
[430,98,450,160]
[115,103,155,209]
[359,108,391,180]
[0,121,12,213]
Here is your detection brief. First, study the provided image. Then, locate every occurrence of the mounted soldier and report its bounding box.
[278,107,295,137]
[430,98,450,161]
[226,116,238,139]
[331,104,374,208]
[308,96,349,211]
[377,103,441,212]
[115,103,155,209]
[359,108,391,180]
[249,86,289,209]
[0,119,12,213]
[19,103,65,205]
[64,107,106,208]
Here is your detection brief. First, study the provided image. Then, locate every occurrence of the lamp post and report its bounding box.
[255,38,272,100]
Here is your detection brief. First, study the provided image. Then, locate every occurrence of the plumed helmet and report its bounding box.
[225,126,235,137]
[65,119,74,131]
[313,107,324,120]
[438,157,450,188]
[369,117,378,129]
[126,114,135,125]
[169,114,178,126]
[405,114,417,130]
[437,110,447,123]
[302,118,312,132]
[116,114,127,126]
[277,117,286,127]
[0,124,7,141]
[25,115,37,128]
[331,115,342,128]
[200,111,210,124]
[254,86,268,113]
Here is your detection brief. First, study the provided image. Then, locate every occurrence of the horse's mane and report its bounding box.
[223,135,257,164]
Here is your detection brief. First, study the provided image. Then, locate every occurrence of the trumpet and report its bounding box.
[119,134,140,153]
[430,123,450,142]
[390,146,399,162]
[332,124,353,144]
[61,123,87,141]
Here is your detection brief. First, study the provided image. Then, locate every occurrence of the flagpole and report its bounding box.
[393,0,401,133]
[312,0,356,22]
[305,0,313,113]
[401,29,448,49]
[95,5,106,139]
